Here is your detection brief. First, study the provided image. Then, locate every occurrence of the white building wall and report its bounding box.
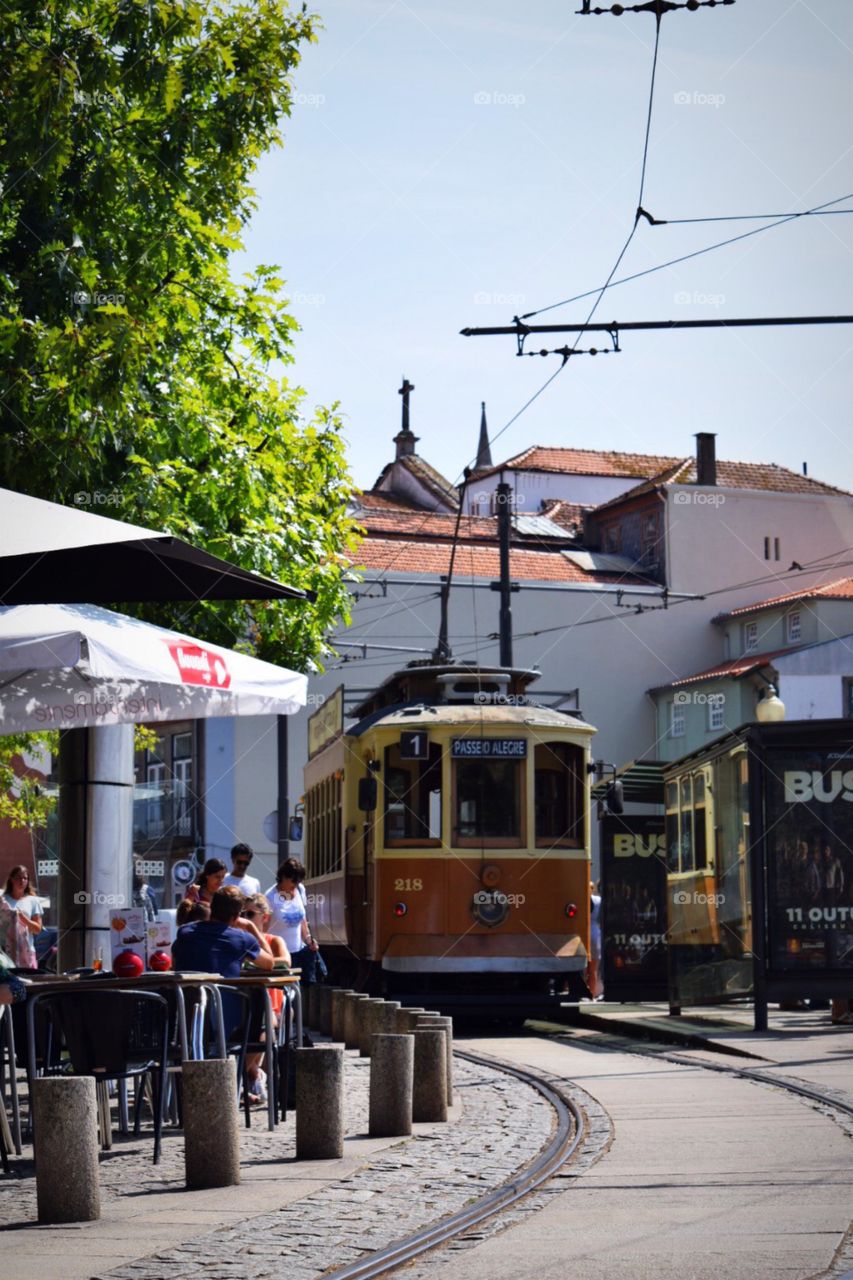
[779,675,844,720]
[666,489,853,595]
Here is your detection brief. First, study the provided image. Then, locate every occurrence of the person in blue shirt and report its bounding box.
[173,887,274,977]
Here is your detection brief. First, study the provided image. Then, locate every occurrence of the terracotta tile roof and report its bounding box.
[596,458,850,511]
[652,649,790,691]
[351,538,643,584]
[482,445,681,480]
[714,577,853,621]
[355,491,424,514]
[540,499,589,527]
[354,506,580,543]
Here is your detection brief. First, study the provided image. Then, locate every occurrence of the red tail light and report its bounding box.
[564,902,578,919]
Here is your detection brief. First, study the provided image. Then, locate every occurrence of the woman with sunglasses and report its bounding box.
[2,865,42,969]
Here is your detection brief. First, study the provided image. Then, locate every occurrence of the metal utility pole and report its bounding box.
[496,478,513,668]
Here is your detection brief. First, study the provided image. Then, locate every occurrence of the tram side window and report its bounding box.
[534,742,583,846]
[455,760,522,844]
[383,743,442,844]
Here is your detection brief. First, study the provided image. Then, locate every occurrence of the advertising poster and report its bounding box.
[601,814,668,1000]
[764,748,853,974]
[108,906,147,971]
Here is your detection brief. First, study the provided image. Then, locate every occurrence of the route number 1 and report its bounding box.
[400,731,428,759]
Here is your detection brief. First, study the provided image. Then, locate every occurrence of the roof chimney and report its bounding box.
[695,432,717,486]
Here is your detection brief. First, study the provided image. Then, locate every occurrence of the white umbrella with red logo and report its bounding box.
[0,602,306,732]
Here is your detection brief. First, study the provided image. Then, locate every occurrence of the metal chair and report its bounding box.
[26,988,169,1163]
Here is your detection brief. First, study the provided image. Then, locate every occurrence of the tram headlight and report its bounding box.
[393,902,408,917]
[564,902,578,919]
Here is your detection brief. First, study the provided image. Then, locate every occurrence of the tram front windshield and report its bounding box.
[456,760,520,839]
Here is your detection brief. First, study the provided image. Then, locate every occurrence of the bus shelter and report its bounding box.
[663,719,853,1030]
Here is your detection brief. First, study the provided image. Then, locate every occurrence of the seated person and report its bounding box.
[173,889,274,977]
[176,898,210,927]
[240,894,291,1103]
[173,889,274,1045]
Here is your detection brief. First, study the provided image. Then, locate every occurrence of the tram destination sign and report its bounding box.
[451,738,527,758]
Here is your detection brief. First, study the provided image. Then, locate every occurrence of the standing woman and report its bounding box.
[2,866,42,969]
[265,858,319,982]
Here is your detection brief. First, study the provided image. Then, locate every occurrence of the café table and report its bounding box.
[22,969,302,1135]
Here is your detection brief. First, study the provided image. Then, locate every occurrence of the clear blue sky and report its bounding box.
[235,0,853,493]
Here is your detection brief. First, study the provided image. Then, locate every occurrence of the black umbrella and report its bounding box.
[0,487,311,603]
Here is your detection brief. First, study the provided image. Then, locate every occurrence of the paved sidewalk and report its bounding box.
[420,1033,853,1280]
[542,1002,853,1105]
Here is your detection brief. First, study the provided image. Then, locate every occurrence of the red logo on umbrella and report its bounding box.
[167,643,231,689]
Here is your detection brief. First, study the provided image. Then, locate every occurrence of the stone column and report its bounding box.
[57,725,134,970]
[358,999,386,1057]
[412,1029,447,1123]
[32,1077,100,1222]
[318,984,333,1036]
[415,1015,454,1105]
[295,1046,344,1159]
[343,993,370,1049]
[395,1006,424,1032]
[183,1059,240,1189]
[369,1034,414,1137]
[373,1001,401,1036]
[302,983,314,1028]
[330,988,354,1042]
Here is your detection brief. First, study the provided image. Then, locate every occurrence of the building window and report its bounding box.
[305,773,343,876]
[534,742,584,847]
[707,696,726,733]
[383,742,442,845]
[743,621,758,652]
[605,525,620,554]
[763,537,770,560]
[774,537,781,561]
[786,611,801,642]
[670,700,686,738]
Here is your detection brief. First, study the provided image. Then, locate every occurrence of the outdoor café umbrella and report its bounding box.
[0,486,310,604]
[0,602,307,733]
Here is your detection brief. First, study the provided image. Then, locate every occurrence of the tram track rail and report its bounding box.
[322,1048,587,1280]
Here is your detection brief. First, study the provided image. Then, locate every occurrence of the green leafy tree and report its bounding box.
[0,0,359,670]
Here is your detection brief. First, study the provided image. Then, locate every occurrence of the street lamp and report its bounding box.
[756,685,786,723]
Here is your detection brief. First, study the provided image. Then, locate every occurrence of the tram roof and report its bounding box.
[347,699,596,739]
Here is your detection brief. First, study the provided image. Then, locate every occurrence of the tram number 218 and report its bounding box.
[394,878,423,892]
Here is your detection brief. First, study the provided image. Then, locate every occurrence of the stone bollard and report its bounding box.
[183,1059,240,1189]
[318,984,334,1036]
[32,1077,100,1223]
[302,983,314,1029]
[415,1015,454,1105]
[395,1006,425,1032]
[412,1029,448,1123]
[402,1008,432,1033]
[373,1000,401,1036]
[330,988,355,1042]
[295,1046,344,1159]
[369,1034,414,1137]
[343,993,370,1049]
[358,999,386,1057]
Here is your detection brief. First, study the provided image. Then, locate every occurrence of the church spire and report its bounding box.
[474,401,492,471]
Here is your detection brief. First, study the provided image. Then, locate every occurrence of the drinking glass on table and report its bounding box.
[92,946,104,973]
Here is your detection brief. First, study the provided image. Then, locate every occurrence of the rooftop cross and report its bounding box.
[398,376,415,432]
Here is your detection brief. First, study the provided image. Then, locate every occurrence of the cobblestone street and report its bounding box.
[1,1047,556,1280]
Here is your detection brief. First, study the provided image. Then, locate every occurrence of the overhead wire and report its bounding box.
[354,16,668,605]
[521,191,853,319]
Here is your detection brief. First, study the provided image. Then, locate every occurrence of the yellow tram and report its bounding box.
[302,662,596,1015]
